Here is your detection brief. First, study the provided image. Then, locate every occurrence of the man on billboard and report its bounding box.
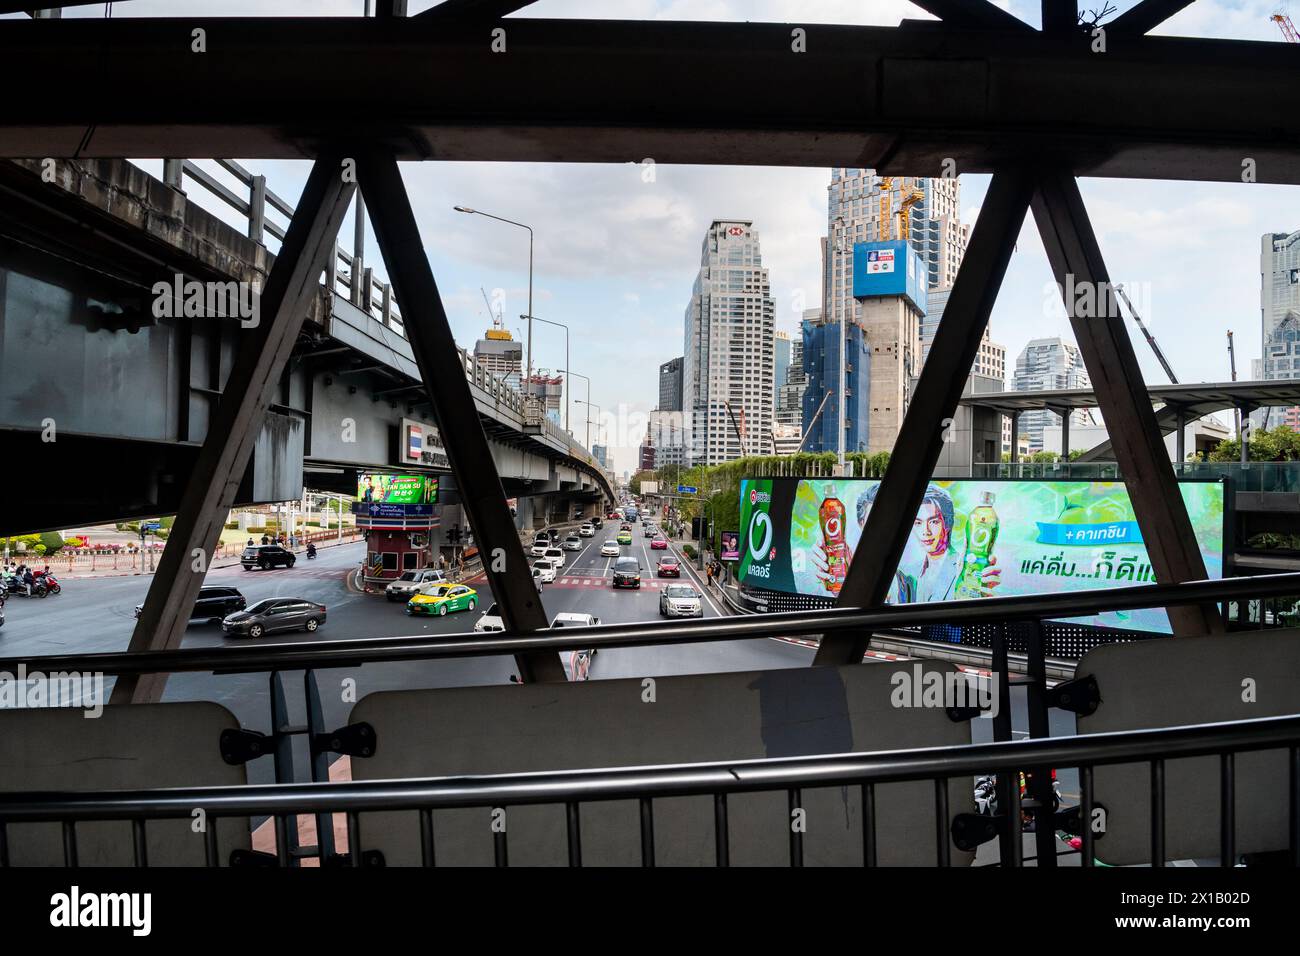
[811,483,1001,603]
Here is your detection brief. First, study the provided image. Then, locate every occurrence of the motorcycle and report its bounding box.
[3,575,48,598]
[35,571,61,595]
[306,544,318,560]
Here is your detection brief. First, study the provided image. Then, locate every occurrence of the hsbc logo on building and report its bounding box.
[726,226,745,238]
[749,489,770,505]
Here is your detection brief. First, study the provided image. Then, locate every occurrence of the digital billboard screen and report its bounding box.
[720,531,740,561]
[737,477,1225,634]
[357,473,439,505]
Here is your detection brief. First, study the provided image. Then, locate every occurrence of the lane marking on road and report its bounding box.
[671,543,723,617]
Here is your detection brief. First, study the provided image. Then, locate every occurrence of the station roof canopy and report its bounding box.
[959,381,1300,418]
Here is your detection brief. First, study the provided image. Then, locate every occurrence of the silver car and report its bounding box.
[659,584,703,618]
[385,568,448,602]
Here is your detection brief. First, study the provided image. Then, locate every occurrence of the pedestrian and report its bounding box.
[261,533,270,546]
[706,562,714,587]
[247,537,254,547]
[456,552,465,580]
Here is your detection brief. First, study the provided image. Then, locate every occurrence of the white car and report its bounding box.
[600,540,620,557]
[660,584,703,618]
[532,559,558,583]
[474,602,504,633]
[552,613,601,681]
[384,567,447,602]
[530,540,550,557]
[578,524,595,537]
[544,547,565,569]
[563,535,583,551]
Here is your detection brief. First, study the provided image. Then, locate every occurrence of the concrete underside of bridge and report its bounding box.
[0,158,609,534]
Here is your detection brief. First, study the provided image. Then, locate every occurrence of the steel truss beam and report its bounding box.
[816,170,1033,666]
[908,0,1031,30]
[1108,0,1197,35]
[2,18,1297,183]
[1031,170,1222,636]
[356,154,563,683]
[111,157,356,704]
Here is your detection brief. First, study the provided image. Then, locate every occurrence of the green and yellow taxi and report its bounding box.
[406,583,478,617]
[616,529,633,545]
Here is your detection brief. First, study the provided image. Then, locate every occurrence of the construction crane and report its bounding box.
[899,183,926,242]
[1272,11,1299,42]
[480,286,506,334]
[878,176,894,241]
[1228,330,1243,437]
[1114,283,1178,384]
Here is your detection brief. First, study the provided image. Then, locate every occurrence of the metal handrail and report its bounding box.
[6,572,1300,678]
[2,714,1296,867]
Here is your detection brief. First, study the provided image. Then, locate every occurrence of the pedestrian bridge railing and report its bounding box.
[3,572,1300,867]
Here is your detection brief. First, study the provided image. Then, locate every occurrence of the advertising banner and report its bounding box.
[357,473,439,505]
[737,477,1225,634]
[400,418,450,470]
[720,531,740,561]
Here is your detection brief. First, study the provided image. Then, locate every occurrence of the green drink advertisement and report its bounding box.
[737,477,1225,634]
[357,473,439,505]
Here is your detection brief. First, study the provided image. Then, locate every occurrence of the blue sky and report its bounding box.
[22,0,1300,473]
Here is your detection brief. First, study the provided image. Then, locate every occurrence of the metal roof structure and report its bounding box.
[959,380,1300,416]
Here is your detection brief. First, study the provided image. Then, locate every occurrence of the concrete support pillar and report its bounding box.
[1010,412,1020,464]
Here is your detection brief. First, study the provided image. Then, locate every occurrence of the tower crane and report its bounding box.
[1114,284,1178,384]
[1272,11,1298,42]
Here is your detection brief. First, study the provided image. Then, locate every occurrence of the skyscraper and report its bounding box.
[473,327,522,390]
[801,311,871,454]
[921,285,1006,385]
[776,312,811,431]
[1011,337,1092,450]
[823,169,967,335]
[658,356,684,412]
[1256,230,1300,430]
[682,220,776,464]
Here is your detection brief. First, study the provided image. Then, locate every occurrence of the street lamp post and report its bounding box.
[833,215,847,476]
[575,399,600,451]
[560,368,591,447]
[526,314,570,433]
[453,205,535,405]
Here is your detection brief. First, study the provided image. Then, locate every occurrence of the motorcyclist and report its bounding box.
[306,541,317,558]
[22,567,34,596]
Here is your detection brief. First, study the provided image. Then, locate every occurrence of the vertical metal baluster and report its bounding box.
[566,802,582,868]
[1080,766,1095,867]
[347,812,362,867]
[714,793,729,867]
[1291,747,1300,868]
[1150,759,1165,867]
[274,816,291,867]
[861,784,877,867]
[204,819,219,868]
[494,808,509,868]
[0,821,9,867]
[1221,753,1236,867]
[62,821,78,867]
[788,788,804,867]
[639,798,655,867]
[934,778,951,867]
[419,809,436,868]
[132,819,149,868]
[1007,774,1023,868]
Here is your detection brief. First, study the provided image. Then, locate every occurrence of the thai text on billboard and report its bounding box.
[736,477,1225,634]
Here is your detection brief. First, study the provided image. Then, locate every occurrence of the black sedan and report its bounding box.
[222,598,326,638]
[136,586,246,625]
